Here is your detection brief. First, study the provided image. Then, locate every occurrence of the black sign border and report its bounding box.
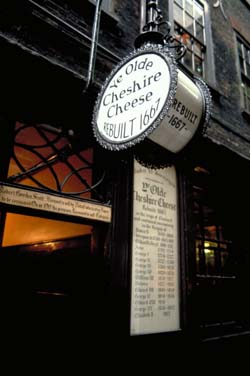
[92,44,178,151]
[194,76,212,136]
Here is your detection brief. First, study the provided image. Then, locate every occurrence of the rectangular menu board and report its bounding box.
[130,160,180,335]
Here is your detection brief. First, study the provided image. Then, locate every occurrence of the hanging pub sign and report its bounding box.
[92,44,211,153]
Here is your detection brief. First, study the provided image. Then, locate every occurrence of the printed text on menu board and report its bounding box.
[130,160,180,335]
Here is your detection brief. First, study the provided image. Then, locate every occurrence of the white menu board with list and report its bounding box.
[130,160,180,335]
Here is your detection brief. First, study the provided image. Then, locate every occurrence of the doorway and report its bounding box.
[0,120,112,344]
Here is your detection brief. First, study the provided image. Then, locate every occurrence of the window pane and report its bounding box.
[175,0,183,7]
[204,248,215,274]
[183,49,193,70]
[246,97,250,112]
[174,3,184,25]
[243,83,250,112]
[246,62,250,78]
[237,41,243,57]
[195,22,204,44]
[247,50,250,65]
[239,56,245,74]
[194,40,203,57]
[183,33,193,48]
[242,45,247,60]
[204,226,217,240]
[247,81,250,96]
[196,240,205,274]
[175,24,193,48]
[185,0,193,15]
[195,4,204,25]
[174,24,182,41]
[185,14,194,34]
[196,244,201,273]
[195,55,203,76]
[238,33,250,112]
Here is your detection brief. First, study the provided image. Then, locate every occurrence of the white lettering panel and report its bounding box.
[130,160,180,335]
[148,70,203,153]
[96,53,171,143]
[0,184,112,223]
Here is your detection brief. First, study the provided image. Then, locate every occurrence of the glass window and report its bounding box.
[241,79,250,112]
[6,121,104,200]
[173,0,206,77]
[174,3,184,25]
[192,166,235,277]
[191,162,243,326]
[175,0,183,6]
[186,0,193,15]
[194,55,203,76]
[237,35,250,113]
[0,121,110,303]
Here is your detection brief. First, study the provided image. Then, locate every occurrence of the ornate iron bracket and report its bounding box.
[163,29,187,60]
[135,0,186,61]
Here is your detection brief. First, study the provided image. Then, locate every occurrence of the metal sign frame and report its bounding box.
[92,44,178,151]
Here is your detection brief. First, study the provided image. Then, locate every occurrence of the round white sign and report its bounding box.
[92,46,177,150]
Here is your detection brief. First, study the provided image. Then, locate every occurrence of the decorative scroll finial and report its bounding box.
[163,30,187,61]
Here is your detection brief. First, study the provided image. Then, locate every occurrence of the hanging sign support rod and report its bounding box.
[83,0,103,92]
[145,0,161,32]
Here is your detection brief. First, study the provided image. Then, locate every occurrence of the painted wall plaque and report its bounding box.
[130,160,180,335]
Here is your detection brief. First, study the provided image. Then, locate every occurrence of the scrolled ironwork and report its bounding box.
[141,0,187,60]
[163,30,187,61]
[7,123,106,202]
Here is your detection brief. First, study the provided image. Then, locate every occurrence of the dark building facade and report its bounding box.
[1,0,250,354]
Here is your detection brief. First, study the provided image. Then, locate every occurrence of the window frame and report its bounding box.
[192,165,236,278]
[168,0,215,85]
[236,32,250,114]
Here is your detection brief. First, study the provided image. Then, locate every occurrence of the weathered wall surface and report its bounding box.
[205,0,250,159]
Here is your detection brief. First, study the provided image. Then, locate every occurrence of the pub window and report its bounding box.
[192,166,235,277]
[173,0,206,77]
[236,34,250,113]
[0,121,110,301]
[139,1,213,80]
